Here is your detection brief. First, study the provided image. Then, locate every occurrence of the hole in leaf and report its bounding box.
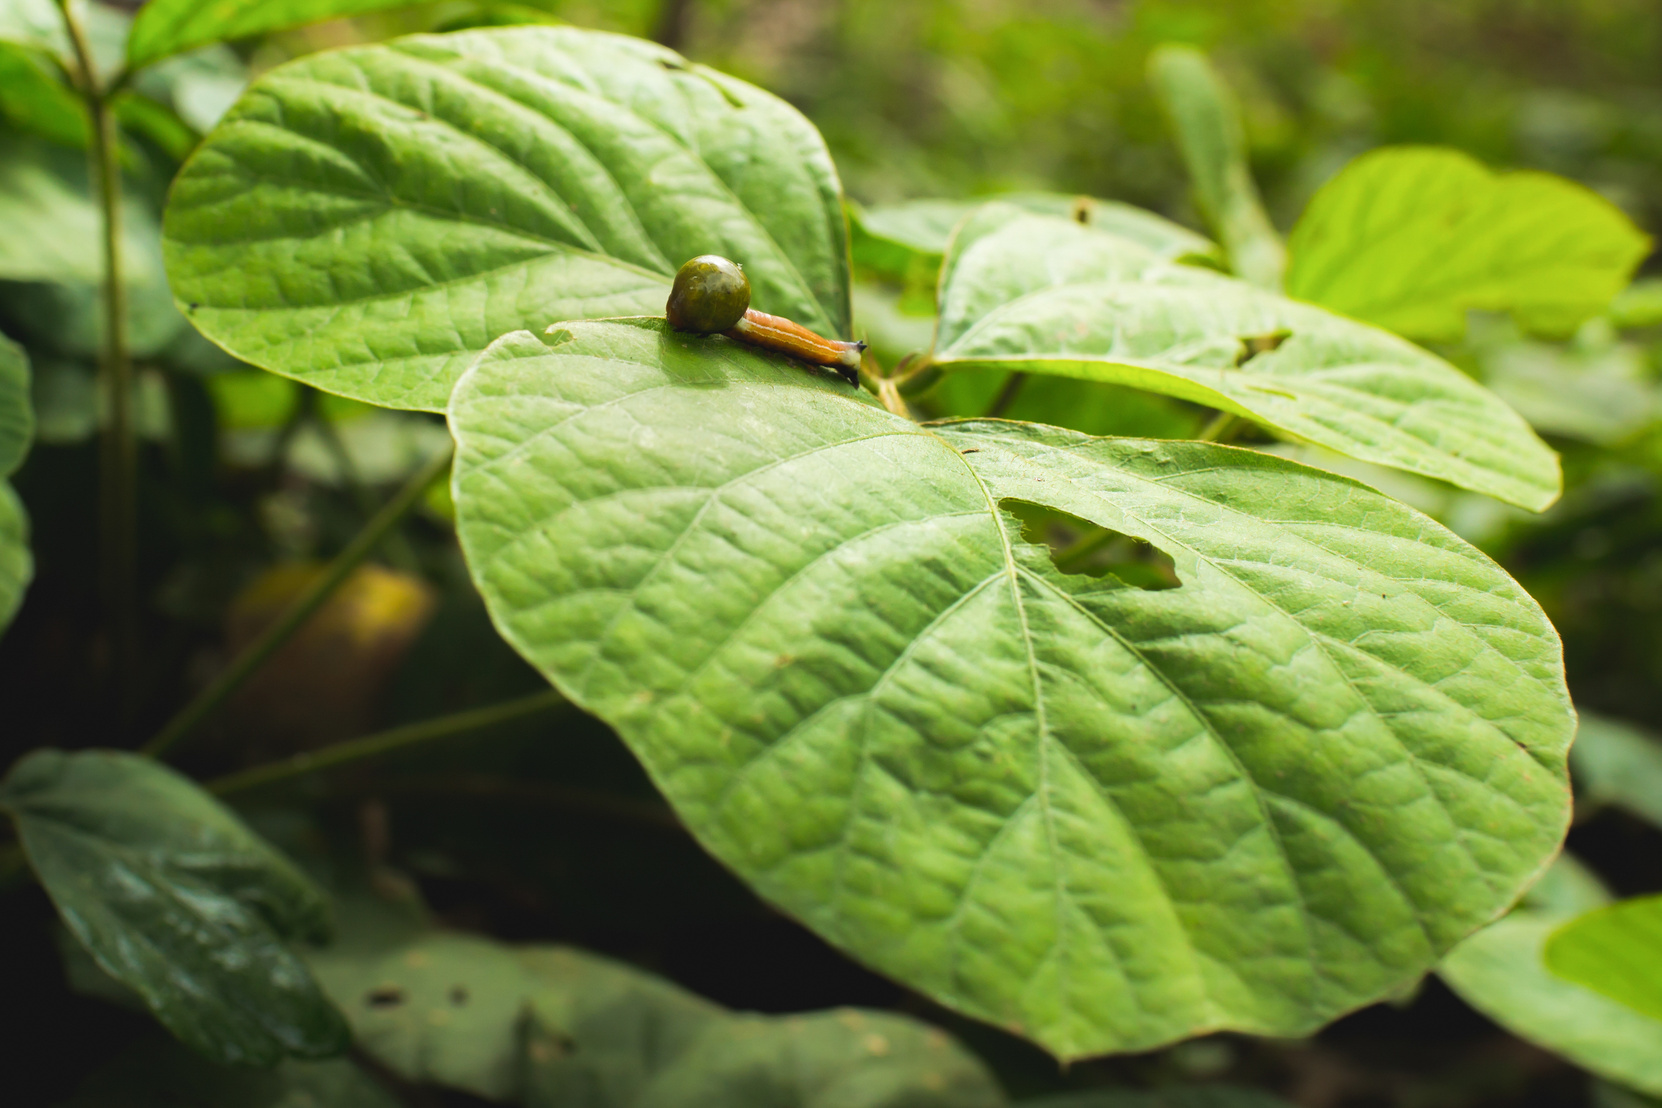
[366,985,407,1009]
[1234,330,1290,367]
[1003,501,1180,590]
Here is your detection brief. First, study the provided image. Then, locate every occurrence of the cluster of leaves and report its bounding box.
[1,1,1661,1105]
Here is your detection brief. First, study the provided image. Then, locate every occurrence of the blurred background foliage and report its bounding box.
[4,0,1662,1105]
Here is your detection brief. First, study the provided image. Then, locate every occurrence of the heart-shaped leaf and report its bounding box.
[1546,895,1662,1023]
[0,749,350,1066]
[127,0,424,70]
[1285,147,1652,342]
[931,203,1561,511]
[449,318,1571,1059]
[163,26,851,412]
[1439,857,1662,1096]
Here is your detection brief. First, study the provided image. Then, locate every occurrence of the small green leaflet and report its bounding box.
[1146,45,1284,290]
[164,26,852,412]
[127,0,424,70]
[0,749,350,1066]
[1546,895,1662,1024]
[450,318,1571,1059]
[1285,146,1652,342]
[930,203,1561,511]
[1440,857,1662,1096]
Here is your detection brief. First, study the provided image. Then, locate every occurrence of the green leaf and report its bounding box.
[0,0,71,57]
[1146,45,1284,289]
[1570,713,1662,830]
[0,749,350,1066]
[163,25,852,412]
[853,194,1219,280]
[1440,858,1662,1096]
[0,41,89,147]
[1611,279,1662,331]
[1546,896,1662,1023]
[128,0,422,70]
[1020,1089,1293,1108]
[57,1036,400,1108]
[0,332,33,634]
[618,1009,1005,1108]
[931,204,1561,511]
[1477,330,1656,446]
[449,319,1572,1059]
[1284,147,1652,343]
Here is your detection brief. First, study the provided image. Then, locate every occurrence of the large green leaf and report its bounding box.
[1284,147,1652,342]
[1570,713,1662,830]
[56,1036,400,1108]
[1546,895,1662,1023]
[930,204,1560,511]
[1440,857,1662,1096]
[0,749,350,1066]
[163,25,851,412]
[128,0,423,70]
[449,318,1572,1059]
[853,194,1219,280]
[1145,46,1283,289]
[307,915,1002,1105]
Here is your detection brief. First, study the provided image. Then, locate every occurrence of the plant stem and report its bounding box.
[143,443,453,759]
[984,372,1027,418]
[56,0,136,715]
[208,689,567,797]
[1197,410,1243,443]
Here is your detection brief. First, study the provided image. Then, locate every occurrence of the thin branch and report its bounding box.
[983,372,1027,418]
[1196,410,1243,443]
[208,689,568,796]
[144,444,454,759]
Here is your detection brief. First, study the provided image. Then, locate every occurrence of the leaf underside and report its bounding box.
[0,749,349,1066]
[163,26,851,412]
[1285,146,1652,342]
[932,204,1561,511]
[450,318,1571,1059]
[127,0,422,69]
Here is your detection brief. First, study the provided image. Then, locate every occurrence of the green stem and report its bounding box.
[208,689,567,797]
[143,444,453,759]
[56,0,136,715]
[1197,410,1243,443]
[983,372,1027,418]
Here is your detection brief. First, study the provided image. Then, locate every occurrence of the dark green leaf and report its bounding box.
[1146,46,1283,289]
[1546,895,1662,1023]
[0,479,29,633]
[1020,1089,1293,1108]
[931,203,1561,510]
[164,26,851,411]
[1284,147,1652,342]
[0,749,350,1066]
[0,332,32,633]
[449,319,1571,1058]
[0,41,88,147]
[57,1035,400,1108]
[128,0,426,70]
[1439,856,1662,1096]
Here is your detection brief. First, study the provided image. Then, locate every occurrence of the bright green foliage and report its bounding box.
[1440,857,1662,1096]
[0,332,32,633]
[163,26,851,411]
[0,749,350,1066]
[307,920,1003,1105]
[1570,714,1662,830]
[127,0,424,69]
[1021,1089,1294,1108]
[1285,147,1651,342]
[1546,896,1662,1023]
[56,1037,400,1108]
[853,194,1219,280]
[450,319,1572,1059]
[1611,279,1662,330]
[930,204,1560,510]
[1145,46,1284,290]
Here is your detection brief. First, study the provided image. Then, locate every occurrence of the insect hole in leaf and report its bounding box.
[1002,500,1182,590]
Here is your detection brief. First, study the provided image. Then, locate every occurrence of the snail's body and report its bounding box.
[666,255,864,386]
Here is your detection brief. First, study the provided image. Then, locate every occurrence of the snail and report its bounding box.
[666,255,865,386]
